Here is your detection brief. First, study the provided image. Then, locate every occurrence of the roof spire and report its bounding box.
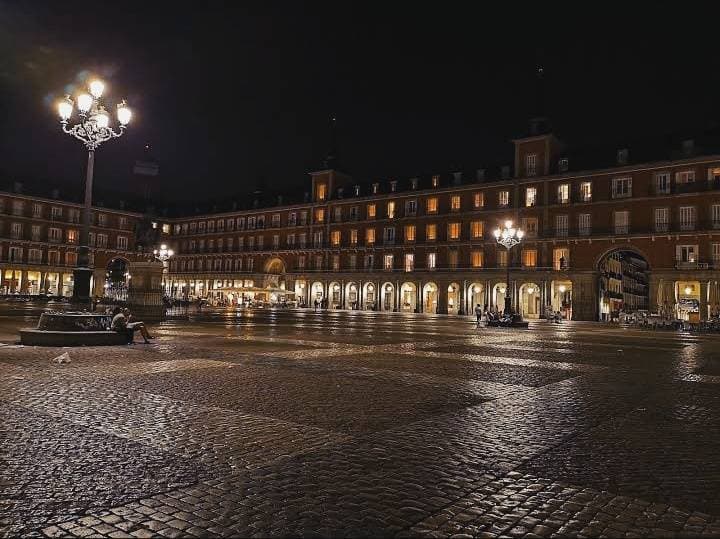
[321,115,339,169]
[529,63,551,136]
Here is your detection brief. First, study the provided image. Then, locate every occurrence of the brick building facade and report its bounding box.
[4,125,720,321]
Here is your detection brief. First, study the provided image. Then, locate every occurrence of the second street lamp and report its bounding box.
[57,78,131,306]
[493,220,524,315]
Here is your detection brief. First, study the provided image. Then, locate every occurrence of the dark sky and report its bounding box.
[1,3,720,205]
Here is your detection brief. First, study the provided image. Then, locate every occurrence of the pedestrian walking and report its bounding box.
[474,303,483,328]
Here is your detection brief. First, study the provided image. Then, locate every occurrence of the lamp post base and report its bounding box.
[504,295,513,315]
[71,267,93,308]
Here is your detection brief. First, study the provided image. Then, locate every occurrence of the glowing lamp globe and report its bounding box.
[559,285,567,293]
[58,95,73,120]
[504,220,513,229]
[117,101,132,125]
[77,93,93,113]
[89,79,105,99]
[92,107,110,128]
[685,286,692,295]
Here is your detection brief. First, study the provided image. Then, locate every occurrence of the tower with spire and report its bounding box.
[311,116,352,202]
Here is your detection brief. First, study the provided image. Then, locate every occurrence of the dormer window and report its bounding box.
[372,182,380,194]
[431,175,440,188]
[390,180,398,192]
[559,158,569,172]
[410,178,419,190]
[316,183,327,201]
[354,185,361,196]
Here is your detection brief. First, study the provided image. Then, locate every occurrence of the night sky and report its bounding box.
[1,3,719,205]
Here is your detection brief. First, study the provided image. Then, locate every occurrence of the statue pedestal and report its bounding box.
[128,259,165,321]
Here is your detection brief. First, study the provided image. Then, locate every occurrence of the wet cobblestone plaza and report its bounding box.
[2,309,720,538]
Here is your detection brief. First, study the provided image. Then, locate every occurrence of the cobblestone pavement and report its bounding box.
[2,308,720,538]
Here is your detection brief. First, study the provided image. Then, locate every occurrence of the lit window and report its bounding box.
[315,208,325,223]
[367,204,376,218]
[383,254,394,270]
[66,229,78,244]
[387,201,396,219]
[471,250,484,268]
[365,228,375,245]
[450,195,461,211]
[473,192,484,208]
[404,253,414,272]
[525,187,537,207]
[350,229,358,245]
[470,221,483,238]
[317,183,327,201]
[448,222,460,240]
[427,252,436,270]
[426,197,438,214]
[557,184,570,204]
[426,223,437,241]
[580,182,592,201]
[522,249,537,267]
[498,191,509,207]
[162,223,170,234]
[431,175,440,187]
[331,230,341,246]
[553,248,569,270]
[405,225,416,242]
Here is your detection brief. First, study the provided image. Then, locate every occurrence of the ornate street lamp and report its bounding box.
[493,219,524,315]
[57,79,131,306]
[153,244,174,295]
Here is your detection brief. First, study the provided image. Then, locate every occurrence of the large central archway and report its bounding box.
[597,248,650,321]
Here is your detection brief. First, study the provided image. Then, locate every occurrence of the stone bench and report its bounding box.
[19,329,133,347]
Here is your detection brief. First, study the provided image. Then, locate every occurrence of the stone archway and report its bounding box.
[447,282,461,315]
[328,281,342,309]
[345,282,359,310]
[423,282,438,313]
[467,282,485,313]
[597,248,650,321]
[519,282,541,319]
[381,282,395,311]
[400,282,417,312]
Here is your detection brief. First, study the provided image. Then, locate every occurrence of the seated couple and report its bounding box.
[110,307,154,343]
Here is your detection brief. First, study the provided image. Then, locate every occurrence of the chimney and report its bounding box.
[501,166,510,179]
[13,181,23,193]
[452,172,462,186]
[617,148,629,165]
[476,169,486,182]
[682,139,695,156]
[51,188,60,199]
[559,158,569,173]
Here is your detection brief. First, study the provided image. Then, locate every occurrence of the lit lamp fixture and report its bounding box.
[559,285,567,293]
[493,220,524,314]
[685,286,693,295]
[526,286,535,294]
[154,244,174,295]
[57,78,131,305]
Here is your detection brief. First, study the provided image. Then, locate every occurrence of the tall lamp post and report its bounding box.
[57,79,132,306]
[153,244,174,296]
[493,220,524,315]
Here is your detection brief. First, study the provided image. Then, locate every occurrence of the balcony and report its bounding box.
[675,260,710,270]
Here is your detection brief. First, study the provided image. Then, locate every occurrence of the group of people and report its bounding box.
[473,303,564,326]
[108,306,154,343]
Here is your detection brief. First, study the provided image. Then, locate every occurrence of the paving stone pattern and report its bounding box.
[1,309,719,538]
